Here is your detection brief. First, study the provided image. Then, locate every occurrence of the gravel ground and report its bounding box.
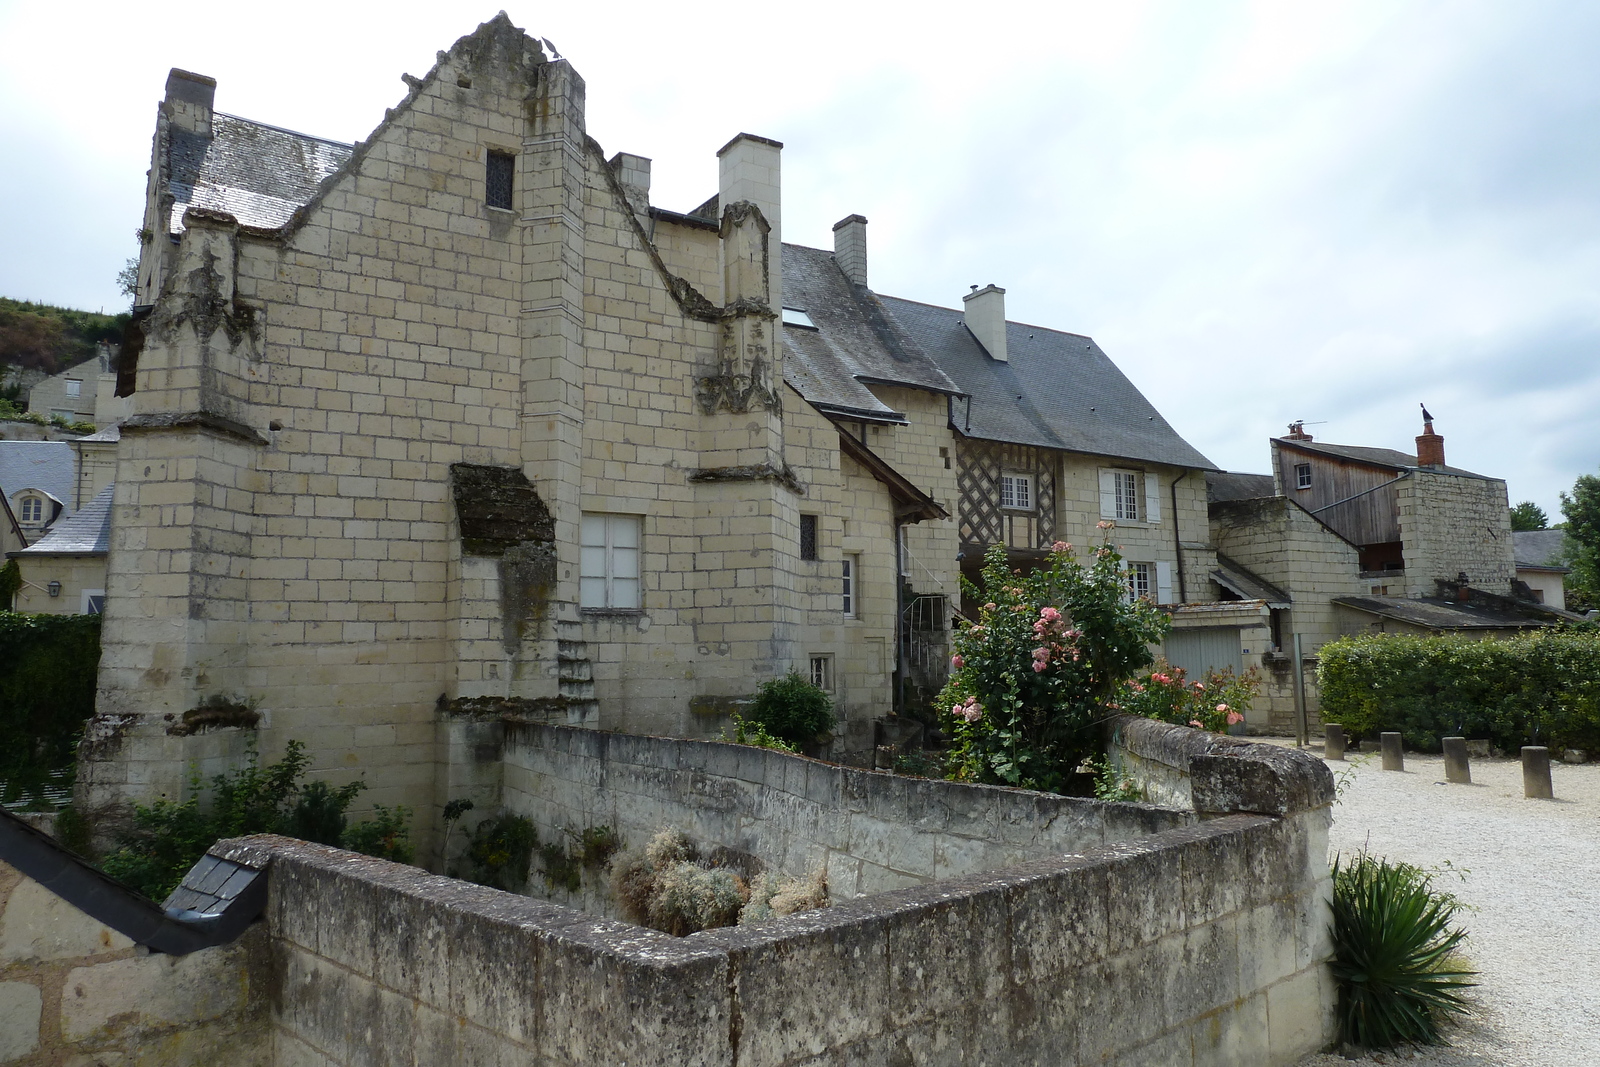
[1289,744,1600,1066]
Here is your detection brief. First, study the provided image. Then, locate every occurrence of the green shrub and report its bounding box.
[722,713,799,752]
[1331,853,1476,1048]
[461,811,538,892]
[938,538,1170,792]
[1115,660,1259,733]
[0,611,101,807]
[1318,631,1600,753]
[746,672,834,747]
[99,739,414,901]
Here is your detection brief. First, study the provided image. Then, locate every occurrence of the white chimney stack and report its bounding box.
[717,133,783,313]
[963,284,1007,362]
[832,214,868,287]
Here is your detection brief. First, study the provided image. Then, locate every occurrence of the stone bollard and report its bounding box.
[1381,732,1404,771]
[1324,724,1346,761]
[1441,736,1471,784]
[1523,746,1554,799]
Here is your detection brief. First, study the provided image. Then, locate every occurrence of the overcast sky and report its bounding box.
[2,0,1596,516]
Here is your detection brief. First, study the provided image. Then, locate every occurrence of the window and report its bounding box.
[1294,463,1312,490]
[64,379,81,398]
[580,513,640,609]
[1000,472,1032,511]
[18,496,43,524]
[1112,471,1139,521]
[486,150,515,210]
[809,654,834,691]
[1124,562,1152,603]
[799,514,818,561]
[82,589,105,615]
[781,307,817,329]
[842,554,859,618]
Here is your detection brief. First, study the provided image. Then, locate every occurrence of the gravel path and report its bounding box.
[1292,746,1600,1066]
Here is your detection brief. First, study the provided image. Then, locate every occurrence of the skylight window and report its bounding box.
[782,307,817,329]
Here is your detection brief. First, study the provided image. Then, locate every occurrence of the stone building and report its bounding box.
[80,15,1232,848]
[1513,528,1572,610]
[1206,415,1577,731]
[25,343,130,430]
[3,429,118,612]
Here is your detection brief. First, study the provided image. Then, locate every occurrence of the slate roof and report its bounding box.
[1514,529,1571,570]
[165,113,353,235]
[781,244,958,421]
[877,296,1215,470]
[1275,438,1492,480]
[1213,554,1291,608]
[0,442,76,517]
[1333,595,1555,630]
[1208,471,1276,503]
[19,483,112,556]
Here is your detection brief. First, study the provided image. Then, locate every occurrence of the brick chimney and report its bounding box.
[832,215,868,287]
[1285,420,1313,442]
[164,68,215,138]
[1415,407,1445,468]
[963,284,1007,362]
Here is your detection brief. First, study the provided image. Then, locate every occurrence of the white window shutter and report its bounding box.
[1098,469,1116,519]
[1144,473,1161,524]
[1156,560,1173,604]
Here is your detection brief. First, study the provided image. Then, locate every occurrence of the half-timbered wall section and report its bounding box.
[955,436,1056,552]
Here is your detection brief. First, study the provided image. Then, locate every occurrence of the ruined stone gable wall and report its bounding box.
[1398,470,1516,597]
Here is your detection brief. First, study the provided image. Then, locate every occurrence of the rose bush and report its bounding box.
[937,537,1170,791]
[1114,661,1259,733]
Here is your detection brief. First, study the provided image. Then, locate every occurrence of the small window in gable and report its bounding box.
[1295,463,1312,490]
[1000,473,1032,511]
[64,379,81,398]
[486,150,515,211]
[799,514,818,561]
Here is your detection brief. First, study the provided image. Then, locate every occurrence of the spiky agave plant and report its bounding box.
[1330,853,1478,1048]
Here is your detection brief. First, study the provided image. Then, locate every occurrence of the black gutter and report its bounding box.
[0,808,266,955]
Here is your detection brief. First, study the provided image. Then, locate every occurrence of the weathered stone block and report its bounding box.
[0,980,41,1062]
[61,929,262,1044]
[0,876,135,964]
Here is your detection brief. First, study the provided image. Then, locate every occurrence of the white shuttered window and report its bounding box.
[580,513,641,609]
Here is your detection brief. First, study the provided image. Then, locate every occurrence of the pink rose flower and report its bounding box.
[1226,710,1244,726]
[1189,720,1204,729]
[950,654,964,670]
[1032,661,1047,673]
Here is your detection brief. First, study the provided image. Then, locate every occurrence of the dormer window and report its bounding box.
[781,307,817,329]
[1295,463,1312,490]
[18,495,44,524]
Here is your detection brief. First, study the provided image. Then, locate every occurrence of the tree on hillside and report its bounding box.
[117,257,139,301]
[1560,473,1600,612]
[1510,501,1549,531]
[0,303,67,374]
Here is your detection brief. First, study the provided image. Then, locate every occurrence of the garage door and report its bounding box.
[1162,627,1242,679]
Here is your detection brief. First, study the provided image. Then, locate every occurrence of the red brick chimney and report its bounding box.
[1285,420,1313,442]
[1415,405,1445,468]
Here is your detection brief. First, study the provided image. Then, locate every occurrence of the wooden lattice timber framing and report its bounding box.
[955,436,1056,552]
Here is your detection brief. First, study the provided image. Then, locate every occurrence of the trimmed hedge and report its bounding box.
[0,611,102,803]
[1318,631,1600,753]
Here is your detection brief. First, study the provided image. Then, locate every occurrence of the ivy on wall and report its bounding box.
[0,610,102,805]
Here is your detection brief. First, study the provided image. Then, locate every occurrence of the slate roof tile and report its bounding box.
[166,114,353,235]
[18,483,113,555]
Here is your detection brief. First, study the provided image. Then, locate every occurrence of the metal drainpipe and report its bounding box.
[1170,471,1188,603]
[892,520,905,717]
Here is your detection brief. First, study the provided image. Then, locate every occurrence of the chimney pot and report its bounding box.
[963,284,1008,363]
[831,214,868,287]
[1286,420,1313,441]
[1415,411,1446,468]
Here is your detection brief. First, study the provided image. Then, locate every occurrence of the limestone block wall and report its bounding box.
[251,711,1336,1067]
[1398,471,1516,597]
[1058,458,1213,603]
[10,553,107,615]
[499,721,1189,902]
[0,859,267,1065]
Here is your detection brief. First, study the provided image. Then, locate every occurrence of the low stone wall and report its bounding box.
[499,721,1191,902]
[259,717,1335,1066]
[0,859,267,1066]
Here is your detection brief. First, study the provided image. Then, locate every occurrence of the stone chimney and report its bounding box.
[718,133,782,313]
[164,68,215,138]
[1285,420,1313,442]
[609,152,651,224]
[1415,407,1446,468]
[963,284,1008,362]
[832,215,868,287]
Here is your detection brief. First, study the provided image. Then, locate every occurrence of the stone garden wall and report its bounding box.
[0,858,267,1066]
